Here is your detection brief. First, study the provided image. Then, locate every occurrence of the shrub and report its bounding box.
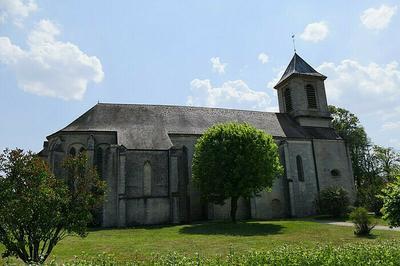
[317,186,350,217]
[357,184,384,216]
[349,207,376,236]
[380,175,400,227]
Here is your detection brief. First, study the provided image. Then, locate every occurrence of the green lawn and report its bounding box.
[1,219,398,264]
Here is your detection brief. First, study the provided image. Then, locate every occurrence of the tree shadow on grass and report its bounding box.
[179,221,285,236]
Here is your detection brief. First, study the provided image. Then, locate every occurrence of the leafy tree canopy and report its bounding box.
[380,175,400,227]
[192,123,283,222]
[329,105,400,215]
[0,149,106,264]
[328,105,369,186]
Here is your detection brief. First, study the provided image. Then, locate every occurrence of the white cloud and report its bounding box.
[317,60,400,101]
[258,53,269,64]
[300,21,329,42]
[210,57,227,74]
[0,19,104,100]
[265,57,400,149]
[188,79,272,111]
[314,59,400,148]
[382,121,400,131]
[267,68,285,89]
[360,5,397,30]
[267,60,400,102]
[0,0,37,27]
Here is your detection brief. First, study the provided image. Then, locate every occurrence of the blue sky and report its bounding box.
[0,1,399,152]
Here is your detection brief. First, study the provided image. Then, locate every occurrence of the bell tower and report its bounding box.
[274,53,332,128]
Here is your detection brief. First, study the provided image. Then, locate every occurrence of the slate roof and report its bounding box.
[48,103,340,150]
[275,53,326,88]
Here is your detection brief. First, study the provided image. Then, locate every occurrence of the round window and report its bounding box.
[331,169,341,177]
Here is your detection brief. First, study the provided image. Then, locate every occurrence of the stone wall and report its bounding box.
[123,150,170,225]
[313,139,356,201]
[44,131,356,226]
[169,135,205,221]
[208,198,250,220]
[283,140,319,217]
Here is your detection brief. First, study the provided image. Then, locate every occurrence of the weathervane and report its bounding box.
[292,34,296,53]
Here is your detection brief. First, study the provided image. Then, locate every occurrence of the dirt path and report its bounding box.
[314,220,400,231]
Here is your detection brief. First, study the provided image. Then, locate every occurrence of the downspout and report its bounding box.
[311,139,320,193]
[281,140,295,217]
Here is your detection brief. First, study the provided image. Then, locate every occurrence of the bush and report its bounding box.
[317,186,350,217]
[380,175,400,227]
[349,207,376,236]
[357,184,384,216]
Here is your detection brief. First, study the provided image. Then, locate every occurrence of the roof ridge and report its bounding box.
[96,102,278,114]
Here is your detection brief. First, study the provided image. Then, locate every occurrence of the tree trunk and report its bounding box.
[230,196,238,223]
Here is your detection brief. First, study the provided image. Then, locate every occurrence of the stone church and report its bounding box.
[39,53,355,227]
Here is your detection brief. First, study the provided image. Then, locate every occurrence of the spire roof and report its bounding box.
[274,53,326,88]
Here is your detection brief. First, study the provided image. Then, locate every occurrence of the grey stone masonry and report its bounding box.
[39,52,355,226]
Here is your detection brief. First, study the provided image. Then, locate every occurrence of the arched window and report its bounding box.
[306,85,317,109]
[143,161,152,196]
[296,155,305,182]
[96,147,103,179]
[284,88,293,112]
[69,147,76,157]
[79,147,86,154]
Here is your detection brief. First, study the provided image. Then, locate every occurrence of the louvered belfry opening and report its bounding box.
[284,88,293,112]
[306,85,317,109]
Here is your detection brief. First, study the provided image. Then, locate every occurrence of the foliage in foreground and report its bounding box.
[41,240,400,265]
[349,207,375,235]
[329,105,368,189]
[0,149,106,264]
[192,123,283,222]
[329,105,400,215]
[317,186,350,217]
[380,175,400,227]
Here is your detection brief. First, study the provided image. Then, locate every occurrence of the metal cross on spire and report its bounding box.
[292,34,296,53]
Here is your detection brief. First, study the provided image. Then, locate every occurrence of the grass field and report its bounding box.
[1,219,398,264]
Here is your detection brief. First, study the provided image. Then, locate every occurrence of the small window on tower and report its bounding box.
[284,88,293,112]
[306,85,317,109]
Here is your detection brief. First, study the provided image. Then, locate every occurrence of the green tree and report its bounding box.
[356,145,383,215]
[328,105,369,188]
[328,105,393,215]
[380,175,400,227]
[192,123,283,222]
[373,145,400,183]
[0,149,106,264]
